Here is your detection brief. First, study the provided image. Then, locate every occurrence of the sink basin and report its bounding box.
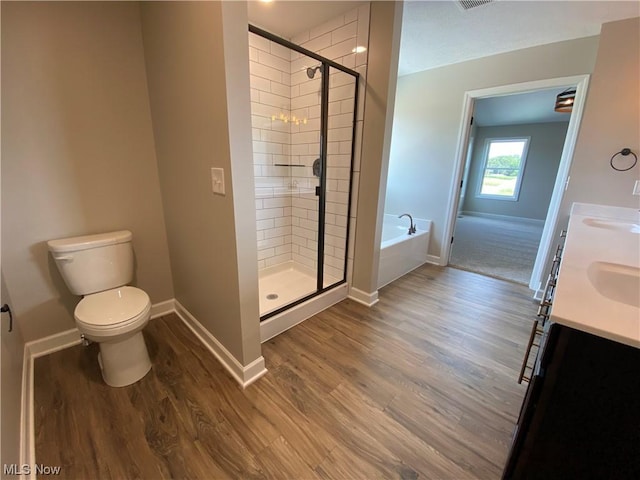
[582,218,640,233]
[587,261,640,308]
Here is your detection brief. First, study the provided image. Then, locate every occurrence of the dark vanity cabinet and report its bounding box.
[503,323,640,479]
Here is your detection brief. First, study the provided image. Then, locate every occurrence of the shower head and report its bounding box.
[306,65,321,79]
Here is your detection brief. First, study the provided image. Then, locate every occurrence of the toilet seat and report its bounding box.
[75,286,151,338]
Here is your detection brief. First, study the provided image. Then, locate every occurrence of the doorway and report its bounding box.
[443,75,590,294]
[450,89,570,284]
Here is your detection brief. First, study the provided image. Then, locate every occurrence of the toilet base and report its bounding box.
[97,331,151,387]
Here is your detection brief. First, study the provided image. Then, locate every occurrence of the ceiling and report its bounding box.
[247,1,364,39]
[247,0,639,75]
[473,88,574,127]
[247,1,636,126]
[399,0,640,76]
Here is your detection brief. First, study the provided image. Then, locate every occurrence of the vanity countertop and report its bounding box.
[551,203,640,349]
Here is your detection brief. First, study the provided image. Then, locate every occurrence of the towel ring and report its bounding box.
[610,148,637,172]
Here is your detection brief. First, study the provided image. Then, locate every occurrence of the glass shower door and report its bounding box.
[249,25,359,320]
[249,30,321,317]
[287,51,323,306]
[321,66,357,288]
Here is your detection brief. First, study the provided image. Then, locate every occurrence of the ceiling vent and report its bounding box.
[457,0,494,11]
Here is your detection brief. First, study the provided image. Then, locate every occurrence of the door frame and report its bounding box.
[442,75,590,295]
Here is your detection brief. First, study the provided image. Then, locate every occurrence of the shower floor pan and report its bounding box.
[259,263,338,317]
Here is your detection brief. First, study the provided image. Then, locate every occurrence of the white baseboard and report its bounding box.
[24,298,178,360]
[348,286,379,307]
[150,298,175,319]
[23,299,176,360]
[20,328,85,479]
[462,211,545,225]
[426,254,442,266]
[260,283,348,343]
[26,328,83,359]
[20,348,35,480]
[19,297,267,474]
[173,300,267,388]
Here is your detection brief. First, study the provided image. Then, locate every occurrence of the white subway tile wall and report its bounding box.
[249,4,369,284]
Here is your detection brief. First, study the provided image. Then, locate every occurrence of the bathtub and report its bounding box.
[377,214,431,288]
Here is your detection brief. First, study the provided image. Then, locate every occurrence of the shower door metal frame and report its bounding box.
[249,25,360,322]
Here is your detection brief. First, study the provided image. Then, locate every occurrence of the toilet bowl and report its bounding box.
[75,286,152,387]
[47,230,153,387]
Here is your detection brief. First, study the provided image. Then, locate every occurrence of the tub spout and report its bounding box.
[399,213,416,235]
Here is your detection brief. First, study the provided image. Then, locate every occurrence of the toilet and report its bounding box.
[48,230,152,387]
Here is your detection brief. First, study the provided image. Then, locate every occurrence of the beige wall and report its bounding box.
[140,1,261,365]
[351,1,403,296]
[387,36,600,261]
[1,8,25,472]
[560,17,640,216]
[1,1,174,342]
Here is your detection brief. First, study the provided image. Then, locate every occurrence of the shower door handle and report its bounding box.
[315,186,321,197]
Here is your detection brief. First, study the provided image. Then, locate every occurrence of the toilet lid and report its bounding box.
[75,286,150,327]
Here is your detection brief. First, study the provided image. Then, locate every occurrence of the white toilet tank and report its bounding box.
[48,230,134,296]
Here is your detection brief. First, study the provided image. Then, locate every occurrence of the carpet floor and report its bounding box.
[449,215,544,285]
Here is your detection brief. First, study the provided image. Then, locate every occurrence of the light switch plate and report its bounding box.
[633,180,640,196]
[211,168,225,195]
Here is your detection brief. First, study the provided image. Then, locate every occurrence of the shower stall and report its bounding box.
[248,25,359,321]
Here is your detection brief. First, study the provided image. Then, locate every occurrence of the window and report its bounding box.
[477,137,530,201]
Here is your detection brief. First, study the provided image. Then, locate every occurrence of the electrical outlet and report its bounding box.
[211,168,225,195]
[633,180,640,196]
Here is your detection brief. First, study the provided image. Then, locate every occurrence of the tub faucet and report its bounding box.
[399,213,416,235]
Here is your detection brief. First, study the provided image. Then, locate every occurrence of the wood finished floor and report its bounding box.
[35,264,536,479]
